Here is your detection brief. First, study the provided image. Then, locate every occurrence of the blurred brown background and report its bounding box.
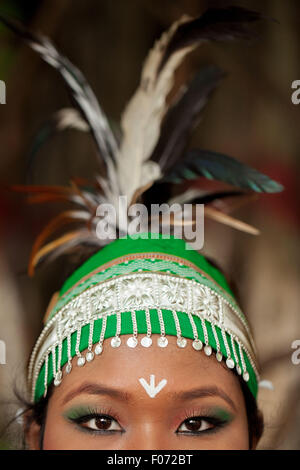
[0,0,299,449]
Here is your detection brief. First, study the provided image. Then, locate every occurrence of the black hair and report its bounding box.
[240,377,264,449]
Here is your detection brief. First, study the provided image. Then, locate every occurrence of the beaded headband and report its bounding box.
[28,235,260,402]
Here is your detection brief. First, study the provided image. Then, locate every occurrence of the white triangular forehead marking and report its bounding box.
[139,374,167,398]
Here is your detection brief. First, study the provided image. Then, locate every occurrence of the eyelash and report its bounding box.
[68,407,228,437]
[68,407,124,435]
[176,412,228,437]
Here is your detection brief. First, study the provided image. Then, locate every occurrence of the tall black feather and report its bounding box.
[151,65,225,171]
[158,6,264,74]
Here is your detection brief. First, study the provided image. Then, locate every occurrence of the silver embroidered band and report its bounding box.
[28,272,259,401]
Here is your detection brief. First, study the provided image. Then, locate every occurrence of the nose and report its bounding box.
[122,421,170,450]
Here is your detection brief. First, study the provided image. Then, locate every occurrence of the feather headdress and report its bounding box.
[1,6,283,276]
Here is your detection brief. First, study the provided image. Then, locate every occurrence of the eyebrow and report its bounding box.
[61,383,130,405]
[171,386,237,412]
[61,382,236,412]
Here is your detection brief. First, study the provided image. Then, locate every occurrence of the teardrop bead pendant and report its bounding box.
[204,345,212,356]
[141,336,152,348]
[192,339,203,350]
[157,336,168,348]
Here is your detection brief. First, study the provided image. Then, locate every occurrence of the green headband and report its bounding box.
[28,233,260,402]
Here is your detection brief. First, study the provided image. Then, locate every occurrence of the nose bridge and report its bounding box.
[124,416,169,450]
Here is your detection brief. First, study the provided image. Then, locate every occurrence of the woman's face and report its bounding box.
[27,335,252,450]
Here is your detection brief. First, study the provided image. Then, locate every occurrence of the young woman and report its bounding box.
[25,234,263,450]
[1,6,281,449]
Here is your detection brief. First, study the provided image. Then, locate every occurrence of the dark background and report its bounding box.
[0,0,299,449]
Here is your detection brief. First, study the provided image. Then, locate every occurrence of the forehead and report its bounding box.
[50,335,244,406]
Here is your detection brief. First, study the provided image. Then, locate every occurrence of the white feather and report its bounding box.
[117,15,199,204]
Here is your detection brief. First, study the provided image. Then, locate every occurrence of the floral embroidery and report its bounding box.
[58,309,86,336]
[194,286,220,322]
[159,278,187,308]
[90,285,116,312]
[121,276,155,307]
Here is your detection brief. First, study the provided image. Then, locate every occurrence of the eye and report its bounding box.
[177,417,214,434]
[73,414,123,433]
[81,415,122,432]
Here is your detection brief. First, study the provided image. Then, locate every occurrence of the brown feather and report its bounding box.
[29,230,87,276]
[204,206,259,235]
[28,210,90,275]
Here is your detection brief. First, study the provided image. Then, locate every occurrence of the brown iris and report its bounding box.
[183,418,204,432]
[94,416,113,430]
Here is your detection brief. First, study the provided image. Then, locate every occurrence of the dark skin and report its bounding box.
[26,335,256,450]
